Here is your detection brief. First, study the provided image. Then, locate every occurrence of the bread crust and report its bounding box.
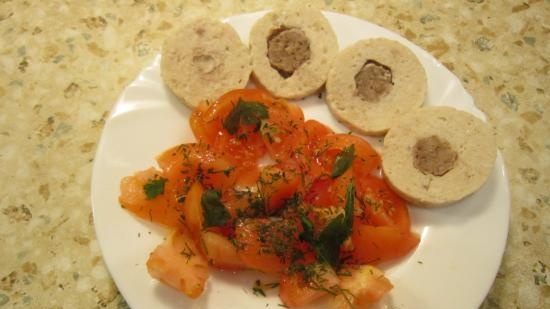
[381,106,496,207]
[161,18,251,108]
[249,8,338,99]
[326,38,427,136]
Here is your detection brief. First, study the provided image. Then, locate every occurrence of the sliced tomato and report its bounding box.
[304,119,334,145]
[190,89,269,164]
[355,175,411,232]
[222,185,263,219]
[259,163,301,214]
[181,182,204,240]
[351,222,420,264]
[146,228,209,299]
[279,263,339,307]
[119,167,184,229]
[320,133,380,179]
[260,99,307,161]
[330,265,392,309]
[201,230,246,270]
[234,218,299,273]
[304,168,353,209]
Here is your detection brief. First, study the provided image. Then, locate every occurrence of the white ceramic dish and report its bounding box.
[91,11,510,309]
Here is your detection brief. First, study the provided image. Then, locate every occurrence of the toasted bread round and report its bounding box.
[382,106,496,207]
[326,38,427,136]
[249,8,338,99]
[161,18,251,108]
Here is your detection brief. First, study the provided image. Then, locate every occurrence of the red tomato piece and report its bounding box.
[355,175,412,232]
[181,182,204,241]
[234,218,299,273]
[119,167,185,229]
[190,89,269,164]
[351,222,420,264]
[279,263,339,307]
[330,265,393,308]
[320,133,381,179]
[260,99,307,161]
[146,228,209,299]
[259,163,302,214]
[201,230,246,270]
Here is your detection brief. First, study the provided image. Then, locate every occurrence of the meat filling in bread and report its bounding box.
[354,60,394,102]
[413,135,458,176]
[267,27,311,78]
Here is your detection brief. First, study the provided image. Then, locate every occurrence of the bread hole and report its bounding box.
[192,53,220,74]
[413,135,457,176]
[267,27,311,79]
[354,60,394,102]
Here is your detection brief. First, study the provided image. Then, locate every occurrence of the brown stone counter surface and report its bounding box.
[0,0,548,308]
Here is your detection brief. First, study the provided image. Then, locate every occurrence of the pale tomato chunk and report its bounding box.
[330,265,392,309]
[146,229,209,299]
[201,231,246,270]
[279,263,339,308]
[182,182,204,240]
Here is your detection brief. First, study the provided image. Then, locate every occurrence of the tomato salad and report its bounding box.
[119,88,419,308]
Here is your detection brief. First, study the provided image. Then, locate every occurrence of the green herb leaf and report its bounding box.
[252,279,279,297]
[343,181,355,233]
[299,213,315,244]
[201,190,230,228]
[331,145,355,178]
[317,214,346,268]
[252,279,266,297]
[223,99,269,134]
[143,177,167,200]
[306,182,355,269]
[206,166,235,177]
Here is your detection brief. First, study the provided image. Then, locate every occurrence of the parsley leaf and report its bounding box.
[223,99,269,134]
[252,279,279,297]
[331,145,355,178]
[318,182,355,268]
[299,182,355,269]
[299,213,315,244]
[201,190,230,228]
[143,177,167,200]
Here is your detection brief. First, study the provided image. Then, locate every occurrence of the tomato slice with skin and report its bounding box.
[234,218,300,274]
[279,263,339,308]
[119,167,185,229]
[201,230,246,270]
[319,133,381,179]
[259,163,302,214]
[304,169,353,209]
[351,221,420,264]
[146,228,209,299]
[181,182,204,241]
[190,89,269,164]
[260,99,307,161]
[355,175,411,232]
[330,265,393,309]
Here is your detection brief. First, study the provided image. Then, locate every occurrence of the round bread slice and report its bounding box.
[326,38,427,136]
[249,8,338,99]
[161,18,251,108]
[382,106,496,207]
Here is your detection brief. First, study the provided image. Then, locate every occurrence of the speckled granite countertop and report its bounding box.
[0,0,548,308]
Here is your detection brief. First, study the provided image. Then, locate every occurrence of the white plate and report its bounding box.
[91,11,510,309]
